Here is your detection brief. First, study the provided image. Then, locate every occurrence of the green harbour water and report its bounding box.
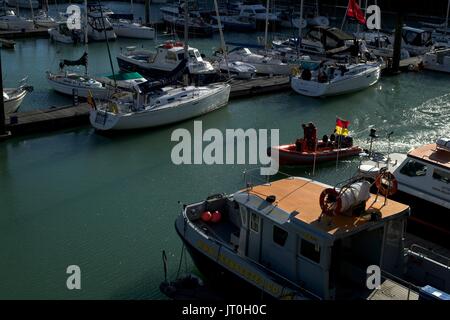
[1,2,450,299]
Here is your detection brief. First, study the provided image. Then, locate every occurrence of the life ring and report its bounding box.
[319,188,342,216]
[375,171,398,196]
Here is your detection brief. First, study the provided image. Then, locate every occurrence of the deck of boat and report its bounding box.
[248,177,410,237]
[367,279,419,300]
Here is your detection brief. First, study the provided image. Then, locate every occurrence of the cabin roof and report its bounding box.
[242,177,409,237]
[408,143,450,169]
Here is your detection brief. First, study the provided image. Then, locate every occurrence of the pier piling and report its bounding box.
[0,49,11,140]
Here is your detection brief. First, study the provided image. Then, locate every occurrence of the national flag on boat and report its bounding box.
[87,90,97,110]
[346,0,366,25]
[336,118,350,136]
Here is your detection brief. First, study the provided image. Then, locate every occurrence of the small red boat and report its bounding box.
[271,142,363,166]
[269,122,363,166]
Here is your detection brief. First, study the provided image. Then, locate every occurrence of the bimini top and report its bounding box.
[408,142,450,170]
[235,177,409,239]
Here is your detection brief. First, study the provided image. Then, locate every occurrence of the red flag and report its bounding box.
[347,0,366,25]
[336,118,350,136]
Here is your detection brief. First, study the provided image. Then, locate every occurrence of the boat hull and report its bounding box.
[4,89,27,114]
[90,84,231,130]
[47,76,111,100]
[113,25,155,39]
[272,144,363,166]
[291,66,381,97]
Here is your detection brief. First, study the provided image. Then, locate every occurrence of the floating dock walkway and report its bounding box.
[0,28,50,39]
[3,76,291,137]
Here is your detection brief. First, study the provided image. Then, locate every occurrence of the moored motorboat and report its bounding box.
[117,42,217,81]
[174,167,448,299]
[217,60,256,79]
[225,47,293,75]
[89,82,231,131]
[291,60,381,97]
[359,137,450,242]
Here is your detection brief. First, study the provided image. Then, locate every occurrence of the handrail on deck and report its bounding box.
[408,244,450,268]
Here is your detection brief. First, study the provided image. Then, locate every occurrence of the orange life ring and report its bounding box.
[319,188,342,216]
[375,171,398,196]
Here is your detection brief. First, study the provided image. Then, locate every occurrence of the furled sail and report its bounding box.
[59,52,88,70]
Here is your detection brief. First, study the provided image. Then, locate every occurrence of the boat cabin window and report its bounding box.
[250,212,260,233]
[299,238,321,264]
[177,53,184,61]
[399,160,427,177]
[433,169,450,184]
[239,205,248,227]
[273,226,288,247]
[166,51,177,61]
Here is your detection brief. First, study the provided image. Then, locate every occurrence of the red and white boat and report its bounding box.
[270,121,362,166]
[272,141,362,166]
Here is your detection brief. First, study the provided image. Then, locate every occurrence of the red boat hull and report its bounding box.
[271,144,363,166]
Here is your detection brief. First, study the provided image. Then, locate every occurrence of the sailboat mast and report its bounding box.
[213,0,229,78]
[298,0,304,44]
[84,0,88,75]
[445,0,450,36]
[264,0,270,50]
[29,0,35,21]
[131,0,134,16]
[183,0,189,61]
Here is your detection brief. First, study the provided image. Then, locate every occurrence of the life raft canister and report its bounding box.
[211,210,222,223]
[174,41,184,47]
[201,211,212,222]
[164,41,174,49]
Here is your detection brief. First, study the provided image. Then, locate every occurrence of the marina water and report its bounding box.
[1,2,450,299]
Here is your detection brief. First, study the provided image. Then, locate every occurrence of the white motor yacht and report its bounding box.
[0,10,34,31]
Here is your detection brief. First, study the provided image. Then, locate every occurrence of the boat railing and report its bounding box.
[407,244,450,269]
[243,167,297,190]
[380,269,420,300]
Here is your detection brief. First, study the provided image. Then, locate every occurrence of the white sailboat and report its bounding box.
[291,61,381,97]
[3,78,33,114]
[0,9,34,30]
[34,10,57,28]
[90,1,231,131]
[109,0,155,39]
[47,1,110,100]
[89,83,231,130]
[423,47,450,73]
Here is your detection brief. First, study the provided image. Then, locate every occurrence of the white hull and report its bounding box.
[291,64,381,97]
[48,28,74,44]
[423,50,450,73]
[3,89,27,114]
[88,28,117,41]
[0,18,34,31]
[47,74,111,100]
[112,23,155,39]
[90,84,231,130]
